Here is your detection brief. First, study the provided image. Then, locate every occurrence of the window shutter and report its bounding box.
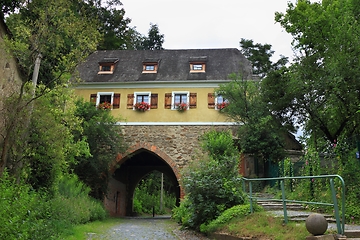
[150,94,158,109]
[189,93,197,109]
[208,93,215,109]
[113,93,120,109]
[90,94,97,105]
[127,94,134,109]
[164,93,172,109]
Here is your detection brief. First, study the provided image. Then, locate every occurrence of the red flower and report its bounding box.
[97,102,112,110]
[175,102,188,112]
[134,102,150,112]
[217,102,229,110]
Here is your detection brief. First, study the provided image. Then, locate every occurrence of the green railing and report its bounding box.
[242,175,345,235]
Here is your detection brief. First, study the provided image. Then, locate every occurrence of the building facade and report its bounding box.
[74,48,301,216]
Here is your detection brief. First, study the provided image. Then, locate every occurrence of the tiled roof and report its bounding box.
[77,48,252,83]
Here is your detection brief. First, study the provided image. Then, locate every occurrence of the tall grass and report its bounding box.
[0,173,107,240]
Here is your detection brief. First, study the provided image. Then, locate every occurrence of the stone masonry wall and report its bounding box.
[121,125,237,168]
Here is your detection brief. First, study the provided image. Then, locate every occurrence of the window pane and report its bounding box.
[145,65,155,71]
[175,94,187,104]
[101,65,111,71]
[180,94,187,103]
[136,95,149,103]
[193,64,203,70]
[100,95,111,103]
[174,94,181,104]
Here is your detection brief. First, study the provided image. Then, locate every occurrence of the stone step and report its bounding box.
[345,230,360,238]
[258,201,305,211]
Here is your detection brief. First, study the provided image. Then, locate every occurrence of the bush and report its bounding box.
[51,174,107,224]
[337,149,360,223]
[0,173,107,240]
[178,130,246,230]
[0,173,61,240]
[172,196,194,228]
[200,204,263,234]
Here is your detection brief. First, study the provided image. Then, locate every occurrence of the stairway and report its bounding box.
[253,193,360,239]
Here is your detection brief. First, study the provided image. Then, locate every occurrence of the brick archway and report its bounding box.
[114,142,184,198]
[106,142,184,216]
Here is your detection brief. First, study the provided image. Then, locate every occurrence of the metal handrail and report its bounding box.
[242,175,345,235]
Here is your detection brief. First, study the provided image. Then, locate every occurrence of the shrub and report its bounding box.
[172,196,194,228]
[178,130,246,230]
[0,173,62,240]
[200,204,263,234]
[51,174,107,224]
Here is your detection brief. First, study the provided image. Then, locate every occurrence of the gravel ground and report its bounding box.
[88,217,211,240]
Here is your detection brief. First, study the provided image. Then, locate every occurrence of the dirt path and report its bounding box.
[89,217,210,240]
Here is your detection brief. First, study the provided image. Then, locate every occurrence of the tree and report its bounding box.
[239,38,288,79]
[71,99,127,199]
[91,0,144,50]
[218,74,286,162]
[0,0,100,177]
[24,87,90,191]
[267,0,360,148]
[0,0,24,15]
[140,23,165,50]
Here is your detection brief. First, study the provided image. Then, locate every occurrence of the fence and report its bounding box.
[241,175,345,235]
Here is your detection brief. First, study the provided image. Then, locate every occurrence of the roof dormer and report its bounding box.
[142,58,160,73]
[98,58,119,75]
[189,56,207,73]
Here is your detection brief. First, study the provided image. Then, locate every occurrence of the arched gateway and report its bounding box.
[105,142,183,216]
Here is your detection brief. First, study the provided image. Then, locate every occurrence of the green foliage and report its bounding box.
[172,196,194,228]
[133,171,176,215]
[239,38,288,79]
[337,148,360,222]
[72,99,127,199]
[140,23,165,50]
[24,86,90,191]
[200,204,263,234]
[0,172,107,240]
[200,129,239,159]
[270,0,360,145]
[0,0,23,14]
[218,76,286,162]
[5,0,101,86]
[178,130,246,230]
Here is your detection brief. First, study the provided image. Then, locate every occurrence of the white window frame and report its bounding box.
[172,91,189,110]
[96,92,114,109]
[215,94,228,110]
[134,92,151,110]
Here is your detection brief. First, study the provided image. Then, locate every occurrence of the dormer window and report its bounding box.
[98,58,118,75]
[143,63,158,73]
[142,59,160,73]
[100,65,111,72]
[189,56,207,73]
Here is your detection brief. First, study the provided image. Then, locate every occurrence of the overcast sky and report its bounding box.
[120,0,297,61]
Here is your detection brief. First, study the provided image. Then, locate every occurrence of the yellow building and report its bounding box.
[74,48,253,216]
[74,48,252,124]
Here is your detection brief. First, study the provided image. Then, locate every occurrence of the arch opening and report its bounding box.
[106,148,181,216]
[133,170,177,216]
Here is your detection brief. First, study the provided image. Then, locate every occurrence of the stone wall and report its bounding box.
[121,125,238,168]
